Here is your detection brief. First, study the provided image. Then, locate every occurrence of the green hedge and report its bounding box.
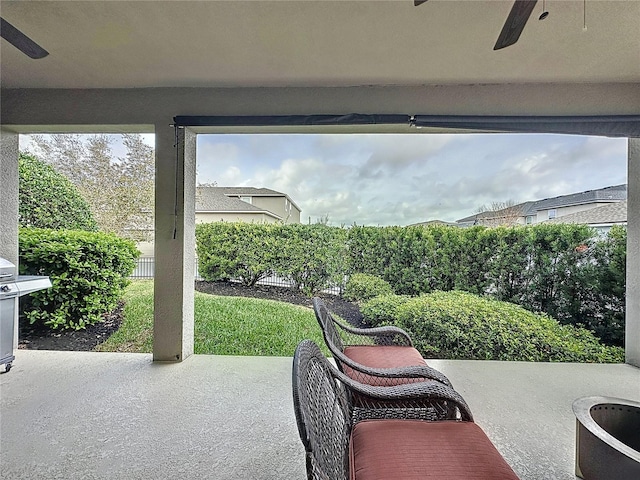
[343,273,393,302]
[196,222,281,286]
[395,291,623,362]
[274,224,348,295]
[195,222,347,295]
[19,228,139,330]
[195,222,626,346]
[360,293,411,327]
[347,224,625,346]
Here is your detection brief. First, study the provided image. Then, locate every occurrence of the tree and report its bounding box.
[474,200,525,227]
[26,134,154,240]
[18,152,98,231]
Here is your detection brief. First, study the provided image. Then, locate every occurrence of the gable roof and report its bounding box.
[195,187,281,220]
[545,201,627,226]
[208,187,302,212]
[529,184,627,212]
[214,187,285,196]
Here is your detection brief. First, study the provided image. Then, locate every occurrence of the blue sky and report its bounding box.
[196,133,628,226]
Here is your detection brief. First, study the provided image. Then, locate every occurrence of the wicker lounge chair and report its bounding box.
[312,297,451,387]
[292,339,520,480]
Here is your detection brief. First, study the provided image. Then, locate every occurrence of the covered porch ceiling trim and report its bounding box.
[174,114,640,138]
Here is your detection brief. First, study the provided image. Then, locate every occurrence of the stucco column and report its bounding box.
[626,138,640,367]
[0,129,20,348]
[153,126,196,361]
[0,129,19,265]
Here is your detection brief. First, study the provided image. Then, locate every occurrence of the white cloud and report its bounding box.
[195,133,628,226]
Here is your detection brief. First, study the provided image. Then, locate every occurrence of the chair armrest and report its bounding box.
[331,346,452,387]
[335,368,473,422]
[335,320,413,347]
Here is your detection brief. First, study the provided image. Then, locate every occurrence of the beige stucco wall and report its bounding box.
[250,196,301,224]
[0,130,19,266]
[135,241,155,257]
[0,131,20,348]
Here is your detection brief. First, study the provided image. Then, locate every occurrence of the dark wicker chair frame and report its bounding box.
[312,297,452,387]
[292,340,473,480]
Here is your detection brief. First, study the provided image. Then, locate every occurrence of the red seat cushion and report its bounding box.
[342,345,428,386]
[349,420,520,480]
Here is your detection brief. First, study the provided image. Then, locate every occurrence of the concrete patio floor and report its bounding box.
[1,350,638,480]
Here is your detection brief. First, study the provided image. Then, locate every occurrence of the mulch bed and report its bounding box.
[17,281,362,351]
[18,302,125,352]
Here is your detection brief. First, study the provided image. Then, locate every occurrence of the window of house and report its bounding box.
[240,196,252,204]
[548,209,557,219]
[525,215,534,224]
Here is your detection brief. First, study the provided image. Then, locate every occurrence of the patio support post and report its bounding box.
[626,137,640,367]
[153,125,196,361]
[0,129,19,266]
[0,129,20,348]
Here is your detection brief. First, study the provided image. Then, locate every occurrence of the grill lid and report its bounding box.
[0,257,16,283]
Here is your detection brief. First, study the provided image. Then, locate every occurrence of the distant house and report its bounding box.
[410,219,460,227]
[455,184,627,227]
[134,187,301,257]
[526,184,627,224]
[456,202,536,227]
[544,200,627,234]
[196,187,301,224]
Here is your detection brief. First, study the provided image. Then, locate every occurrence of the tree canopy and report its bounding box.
[18,152,98,231]
[26,134,154,240]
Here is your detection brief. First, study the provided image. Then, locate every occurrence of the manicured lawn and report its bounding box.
[97,280,329,356]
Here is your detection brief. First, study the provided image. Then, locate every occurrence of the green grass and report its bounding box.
[97,280,329,356]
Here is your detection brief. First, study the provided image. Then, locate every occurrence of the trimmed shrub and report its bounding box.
[19,228,139,330]
[343,273,393,302]
[395,291,623,362]
[196,222,281,286]
[348,223,625,347]
[196,222,347,295]
[274,224,348,295]
[564,225,626,346]
[18,152,98,231]
[360,294,411,327]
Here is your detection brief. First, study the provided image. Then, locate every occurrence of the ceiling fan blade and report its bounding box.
[414,0,429,6]
[1,17,49,59]
[493,0,538,50]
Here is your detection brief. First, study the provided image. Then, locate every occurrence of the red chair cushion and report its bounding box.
[342,345,428,386]
[349,420,520,480]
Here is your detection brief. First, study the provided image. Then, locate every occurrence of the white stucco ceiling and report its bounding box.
[1,0,639,90]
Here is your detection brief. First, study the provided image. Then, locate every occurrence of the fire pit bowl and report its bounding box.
[573,396,640,480]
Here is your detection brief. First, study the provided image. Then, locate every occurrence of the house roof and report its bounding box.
[410,220,459,227]
[456,201,536,224]
[211,187,302,212]
[195,187,281,220]
[214,187,285,196]
[455,185,627,223]
[528,184,627,213]
[545,200,627,226]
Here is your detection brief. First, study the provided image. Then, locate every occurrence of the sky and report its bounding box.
[196,133,628,226]
[21,132,627,227]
